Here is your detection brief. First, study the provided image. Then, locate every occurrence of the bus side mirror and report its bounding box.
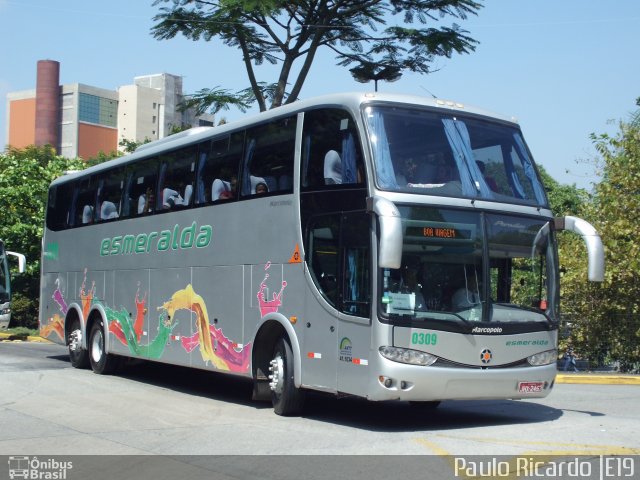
[367,196,402,269]
[554,216,604,282]
[7,252,26,273]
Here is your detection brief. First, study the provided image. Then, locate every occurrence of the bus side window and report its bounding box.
[73,178,97,226]
[157,146,197,210]
[124,160,158,217]
[96,169,125,222]
[305,212,370,316]
[306,215,340,307]
[241,116,296,197]
[341,212,370,317]
[199,133,244,203]
[46,182,75,231]
[301,109,365,190]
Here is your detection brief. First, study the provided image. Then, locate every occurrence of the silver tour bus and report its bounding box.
[0,239,26,329]
[39,93,604,415]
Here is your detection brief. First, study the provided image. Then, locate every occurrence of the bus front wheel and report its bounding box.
[89,320,118,375]
[269,337,305,416]
[68,319,89,369]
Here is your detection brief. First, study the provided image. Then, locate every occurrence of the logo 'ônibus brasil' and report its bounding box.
[100,222,212,256]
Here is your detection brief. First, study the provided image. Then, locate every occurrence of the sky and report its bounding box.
[1,0,639,190]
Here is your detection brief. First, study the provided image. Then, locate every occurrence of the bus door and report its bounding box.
[335,211,372,395]
[304,211,371,393]
[304,214,340,390]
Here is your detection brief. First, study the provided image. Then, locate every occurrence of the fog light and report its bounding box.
[379,376,393,388]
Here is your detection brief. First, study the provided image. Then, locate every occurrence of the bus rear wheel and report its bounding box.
[68,319,89,369]
[269,337,305,416]
[89,320,118,375]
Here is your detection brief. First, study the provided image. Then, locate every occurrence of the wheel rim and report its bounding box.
[91,329,103,363]
[269,353,285,395]
[68,328,82,353]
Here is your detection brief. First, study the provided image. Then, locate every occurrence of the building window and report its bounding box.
[78,93,117,127]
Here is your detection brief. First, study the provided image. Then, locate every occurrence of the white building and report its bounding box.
[118,73,214,151]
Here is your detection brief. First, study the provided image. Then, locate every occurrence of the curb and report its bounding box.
[0,332,51,343]
[556,374,640,385]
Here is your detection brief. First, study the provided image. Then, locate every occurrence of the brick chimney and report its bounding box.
[35,59,60,151]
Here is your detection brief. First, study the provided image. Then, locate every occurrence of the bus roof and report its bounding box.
[49,91,519,187]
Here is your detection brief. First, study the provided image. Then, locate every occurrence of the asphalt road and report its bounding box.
[1,341,638,479]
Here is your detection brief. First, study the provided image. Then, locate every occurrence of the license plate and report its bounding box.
[518,381,544,393]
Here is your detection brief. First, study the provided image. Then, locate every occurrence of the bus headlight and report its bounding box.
[379,346,437,366]
[527,349,558,366]
[0,308,9,315]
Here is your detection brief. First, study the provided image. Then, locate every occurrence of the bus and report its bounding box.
[39,92,604,415]
[0,240,26,329]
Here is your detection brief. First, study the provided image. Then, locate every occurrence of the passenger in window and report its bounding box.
[215,175,237,200]
[476,161,499,192]
[162,186,183,209]
[249,175,268,195]
[452,268,481,310]
[183,183,193,205]
[397,157,421,186]
[162,178,193,209]
[82,205,94,224]
[434,163,452,183]
[397,264,426,311]
[324,150,342,185]
[100,200,119,220]
[255,182,268,195]
[138,187,155,214]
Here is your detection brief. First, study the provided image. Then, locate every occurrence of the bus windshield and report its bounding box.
[379,206,559,327]
[364,105,548,206]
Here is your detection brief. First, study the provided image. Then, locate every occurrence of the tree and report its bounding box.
[151,0,482,113]
[558,120,640,371]
[537,164,587,217]
[0,146,86,327]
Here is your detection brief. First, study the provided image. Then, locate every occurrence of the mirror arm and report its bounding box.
[554,216,605,282]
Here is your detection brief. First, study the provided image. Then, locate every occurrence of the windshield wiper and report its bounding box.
[492,302,553,322]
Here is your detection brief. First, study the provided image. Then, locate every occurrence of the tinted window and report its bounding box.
[158,146,197,211]
[123,160,158,217]
[73,178,97,226]
[96,169,125,222]
[46,182,75,231]
[302,108,365,189]
[198,133,244,203]
[305,211,371,317]
[241,116,296,197]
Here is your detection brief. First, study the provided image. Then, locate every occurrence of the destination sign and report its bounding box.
[406,226,472,240]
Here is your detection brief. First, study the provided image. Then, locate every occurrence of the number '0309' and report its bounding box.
[411,332,437,345]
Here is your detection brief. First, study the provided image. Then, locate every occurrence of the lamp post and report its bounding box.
[350,63,402,92]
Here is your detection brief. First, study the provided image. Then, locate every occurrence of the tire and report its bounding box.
[270,337,305,416]
[68,319,89,369]
[89,320,118,374]
[409,400,441,409]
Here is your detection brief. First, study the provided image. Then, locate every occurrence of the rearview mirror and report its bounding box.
[367,196,402,269]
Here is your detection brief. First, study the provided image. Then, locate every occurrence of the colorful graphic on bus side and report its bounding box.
[41,270,262,373]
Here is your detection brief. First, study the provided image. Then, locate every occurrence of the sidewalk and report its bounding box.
[555,371,640,385]
[0,331,50,343]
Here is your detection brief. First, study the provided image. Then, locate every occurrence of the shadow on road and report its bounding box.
[99,357,565,432]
